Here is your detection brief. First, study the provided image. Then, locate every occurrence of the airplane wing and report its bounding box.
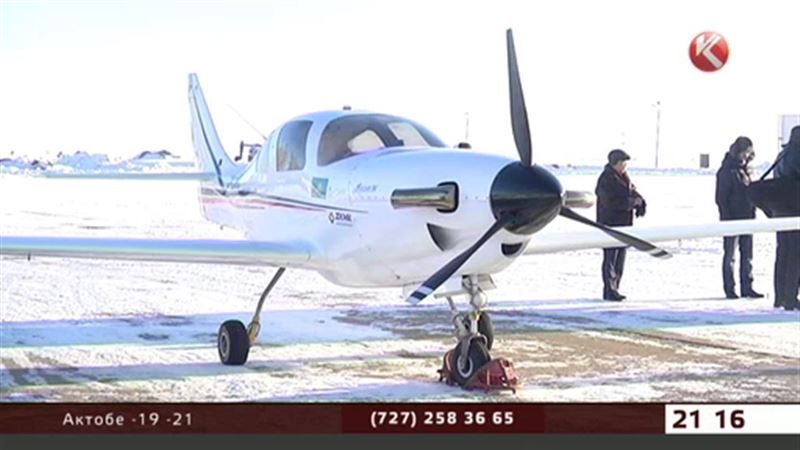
[525,217,800,255]
[41,172,217,181]
[0,236,316,268]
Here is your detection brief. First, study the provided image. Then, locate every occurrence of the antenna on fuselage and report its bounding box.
[464,111,470,142]
[227,104,267,141]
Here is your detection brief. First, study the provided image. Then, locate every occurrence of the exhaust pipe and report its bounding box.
[562,190,595,209]
[391,183,458,212]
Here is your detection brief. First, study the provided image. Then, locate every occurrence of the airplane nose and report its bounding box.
[489,162,564,235]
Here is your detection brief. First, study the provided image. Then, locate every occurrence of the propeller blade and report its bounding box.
[559,207,672,259]
[407,215,514,304]
[507,28,532,167]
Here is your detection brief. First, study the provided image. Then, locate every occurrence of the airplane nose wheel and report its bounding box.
[451,337,490,384]
[438,291,519,391]
[436,275,521,390]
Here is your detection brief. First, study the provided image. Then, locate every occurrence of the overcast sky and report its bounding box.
[1,0,798,167]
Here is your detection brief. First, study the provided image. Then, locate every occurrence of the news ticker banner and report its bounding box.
[0,403,797,434]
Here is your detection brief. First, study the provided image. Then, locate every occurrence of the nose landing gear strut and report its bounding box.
[438,276,519,392]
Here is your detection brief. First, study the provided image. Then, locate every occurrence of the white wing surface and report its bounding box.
[41,172,217,180]
[0,236,315,267]
[525,217,800,255]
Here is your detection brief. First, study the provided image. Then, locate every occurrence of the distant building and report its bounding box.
[699,153,710,169]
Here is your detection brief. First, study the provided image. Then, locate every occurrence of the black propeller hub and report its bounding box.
[489,162,563,235]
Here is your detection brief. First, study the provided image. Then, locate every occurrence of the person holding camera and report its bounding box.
[595,149,646,301]
[715,136,763,299]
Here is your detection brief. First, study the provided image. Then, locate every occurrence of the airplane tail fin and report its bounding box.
[188,73,239,187]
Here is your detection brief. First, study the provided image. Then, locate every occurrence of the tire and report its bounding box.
[449,338,491,385]
[218,320,249,365]
[478,312,494,351]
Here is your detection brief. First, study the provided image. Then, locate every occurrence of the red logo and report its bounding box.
[689,31,729,72]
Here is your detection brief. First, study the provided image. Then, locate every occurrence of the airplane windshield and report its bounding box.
[318,114,446,166]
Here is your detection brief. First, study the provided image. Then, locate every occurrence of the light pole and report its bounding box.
[653,100,661,169]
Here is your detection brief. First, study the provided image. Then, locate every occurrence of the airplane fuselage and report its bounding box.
[197,110,539,289]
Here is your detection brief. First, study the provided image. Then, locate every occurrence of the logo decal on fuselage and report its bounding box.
[353,183,378,194]
[312,177,329,199]
[328,211,353,226]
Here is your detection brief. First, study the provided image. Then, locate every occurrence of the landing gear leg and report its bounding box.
[246,267,286,346]
[217,267,286,365]
[443,276,494,383]
[461,275,494,349]
[438,276,518,391]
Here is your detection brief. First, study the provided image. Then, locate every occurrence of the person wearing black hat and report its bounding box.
[595,149,646,301]
[772,125,800,310]
[715,136,763,299]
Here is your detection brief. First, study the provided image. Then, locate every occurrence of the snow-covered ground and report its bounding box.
[1,172,798,402]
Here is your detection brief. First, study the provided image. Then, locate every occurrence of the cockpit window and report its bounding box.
[318,114,446,166]
[276,120,312,171]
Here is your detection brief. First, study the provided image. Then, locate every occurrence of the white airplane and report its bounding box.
[2,30,798,386]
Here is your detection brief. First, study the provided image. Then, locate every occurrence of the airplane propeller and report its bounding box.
[406,29,670,304]
[507,29,532,167]
[406,29,553,304]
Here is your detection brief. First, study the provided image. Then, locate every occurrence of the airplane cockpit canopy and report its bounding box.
[317,114,446,166]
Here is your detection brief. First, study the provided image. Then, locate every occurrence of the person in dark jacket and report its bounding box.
[595,149,646,301]
[715,136,763,299]
[772,126,800,310]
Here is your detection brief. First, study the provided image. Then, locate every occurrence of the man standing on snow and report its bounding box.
[595,149,646,301]
[715,136,763,299]
[771,126,800,310]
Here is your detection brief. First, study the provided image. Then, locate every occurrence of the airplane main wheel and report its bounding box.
[450,338,491,385]
[218,320,249,365]
[478,312,494,351]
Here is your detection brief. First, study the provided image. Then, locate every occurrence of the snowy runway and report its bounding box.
[2,295,797,402]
